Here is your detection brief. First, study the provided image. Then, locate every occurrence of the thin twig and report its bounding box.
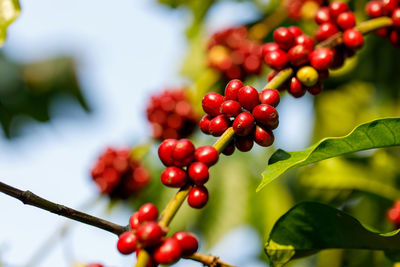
[185,253,237,267]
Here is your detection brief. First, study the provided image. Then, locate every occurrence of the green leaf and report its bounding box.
[265,202,400,267]
[257,118,400,192]
[0,0,20,46]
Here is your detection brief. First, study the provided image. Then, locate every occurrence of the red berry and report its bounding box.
[273,27,295,50]
[161,167,188,188]
[382,0,399,14]
[390,29,400,46]
[202,92,224,116]
[330,46,345,69]
[153,238,182,264]
[318,69,330,80]
[172,139,195,167]
[288,26,302,38]
[392,8,400,27]
[307,82,323,95]
[158,139,177,167]
[117,231,137,255]
[188,162,209,185]
[137,222,165,247]
[387,200,400,224]
[376,27,389,37]
[237,85,260,111]
[233,112,255,136]
[235,136,254,152]
[295,34,315,50]
[337,11,356,30]
[194,146,219,167]
[267,71,276,81]
[199,115,212,135]
[315,7,331,24]
[252,104,279,129]
[315,23,339,42]
[343,29,364,49]
[253,125,274,147]
[366,1,383,17]
[220,100,242,117]
[222,142,235,156]
[188,186,209,209]
[209,115,230,137]
[224,79,243,101]
[310,48,334,71]
[329,2,348,18]
[259,89,280,107]
[264,49,288,70]
[261,43,280,58]
[288,44,310,66]
[289,77,306,98]
[138,203,158,223]
[129,212,140,230]
[173,231,199,256]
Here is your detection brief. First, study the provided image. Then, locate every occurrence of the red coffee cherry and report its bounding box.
[273,27,295,50]
[209,115,230,137]
[337,11,356,30]
[259,89,280,107]
[382,0,399,14]
[137,222,165,247]
[315,22,339,42]
[199,115,212,135]
[188,162,209,185]
[295,34,315,50]
[390,29,400,46]
[117,231,137,255]
[288,26,302,38]
[129,211,140,230]
[329,1,348,18]
[267,71,277,82]
[387,200,400,224]
[392,8,400,27]
[264,49,288,70]
[224,79,243,101]
[235,136,254,152]
[315,7,331,24]
[220,100,242,117]
[261,43,280,57]
[222,142,235,156]
[253,125,275,147]
[172,139,195,167]
[288,44,310,66]
[153,238,182,264]
[307,82,323,95]
[233,112,255,136]
[202,92,224,117]
[138,203,158,223]
[173,231,199,256]
[310,48,334,71]
[237,85,260,111]
[194,146,219,167]
[161,167,188,188]
[188,186,209,209]
[289,77,306,98]
[252,104,279,129]
[366,1,383,17]
[343,29,364,49]
[158,139,177,167]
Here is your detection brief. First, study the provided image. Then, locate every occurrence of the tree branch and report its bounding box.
[185,253,237,267]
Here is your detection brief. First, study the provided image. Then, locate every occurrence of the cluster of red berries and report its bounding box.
[207,26,263,80]
[146,89,198,141]
[91,148,150,199]
[366,0,400,46]
[285,0,326,21]
[158,139,219,208]
[200,79,279,153]
[387,200,400,226]
[117,203,199,265]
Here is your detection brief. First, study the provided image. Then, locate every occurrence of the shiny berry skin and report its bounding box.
[129,211,140,230]
[194,146,219,167]
[253,125,274,147]
[235,136,254,152]
[329,1,348,18]
[296,66,319,87]
[252,104,279,129]
[238,85,260,111]
[315,7,331,24]
[366,1,383,17]
[137,222,165,247]
[259,89,280,107]
[153,238,182,264]
[220,100,242,117]
[261,43,280,57]
[173,231,199,256]
[188,162,209,185]
[117,231,137,255]
[264,49,288,70]
[209,115,230,137]
[288,26,302,38]
[188,186,209,209]
[222,142,235,156]
[337,12,356,30]
[202,92,224,116]
[138,203,158,223]
[295,34,315,50]
[224,79,243,101]
[158,139,177,167]
[343,29,364,49]
[310,48,333,71]
[315,23,339,42]
[233,112,255,136]
[161,167,188,187]
[392,8,400,27]
[289,77,306,98]
[273,27,295,50]
[172,139,195,167]
[307,82,323,95]
[288,44,310,66]
[382,0,399,14]
[199,115,212,134]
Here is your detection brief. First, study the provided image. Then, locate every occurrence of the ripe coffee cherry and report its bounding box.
[261,43,280,57]
[224,79,243,101]
[222,142,235,156]
[310,48,333,70]
[137,222,165,247]
[254,125,274,147]
[307,82,323,95]
[129,211,140,230]
[288,44,310,66]
[153,238,182,264]
[188,162,209,185]
[209,115,230,136]
[366,1,383,17]
[238,85,260,111]
[273,27,295,50]
[337,11,356,30]
[264,49,288,70]
[315,22,339,42]
[387,200,400,224]
[233,112,255,136]
[259,89,280,107]
[343,29,364,49]
[315,7,331,24]
[220,100,242,117]
[161,167,188,188]
[252,104,279,129]
[199,115,212,134]
[390,29,400,46]
[392,8,400,27]
[382,0,399,14]
[297,66,319,87]
[202,92,224,117]
[194,146,219,167]
[288,26,302,38]
[117,231,137,255]
[172,139,195,167]
[158,139,177,167]
[289,77,306,98]
[329,1,348,18]
[295,34,315,50]
[173,231,199,256]
[235,136,254,152]
[138,203,158,223]
[188,186,209,209]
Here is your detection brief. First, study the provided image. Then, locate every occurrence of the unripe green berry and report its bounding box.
[296,66,319,87]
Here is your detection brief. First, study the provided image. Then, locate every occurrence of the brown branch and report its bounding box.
[0,181,128,236]
[185,252,237,267]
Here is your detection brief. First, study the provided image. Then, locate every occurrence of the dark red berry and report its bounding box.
[233,112,255,136]
[337,11,356,30]
[199,115,212,135]
[376,27,389,37]
[390,29,400,46]
[288,26,302,37]
[318,69,330,80]
[264,49,288,70]
[330,46,345,69]
[117,231,137,255]
[220,100,242,117]
[235,136,254,152]
[194,146,219,167]
[307,82,323,95]
[288,44,310,66]
[202,92,224,116]
[329,2,348,18]
[392,8,400,27]
[138,203,158,223]
[315,23,339,42]
[137,222,165,247]
[382,0,399,14]
[237,85,260,111]
[188,162,209,185]
[209,115,230,137]
[387,200,400,224]
[366,1,383,17]
[172,139,195,167]
[188,186,209,209]
[158,139,177,167]
[310,48,334,70]
[273,27,295,50]
[315,7,331,24]
[343,29,364,49]
[224,79,243,101]
[172,231,199,256]
[129,212,140,230]
[295,34,315,50]
[161,167,188,188]
[222,142,235,156]
[153,238,182,264]
[261,43,280,58]
[253,125,274,147]
[267,71,276,82]
[289,77,306,98]
[252,104,279,129]
[259,89,280,107]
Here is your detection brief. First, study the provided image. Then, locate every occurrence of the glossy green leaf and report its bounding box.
[257,118,400,192]
[265,202,400,267]
[0,0,20,46]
